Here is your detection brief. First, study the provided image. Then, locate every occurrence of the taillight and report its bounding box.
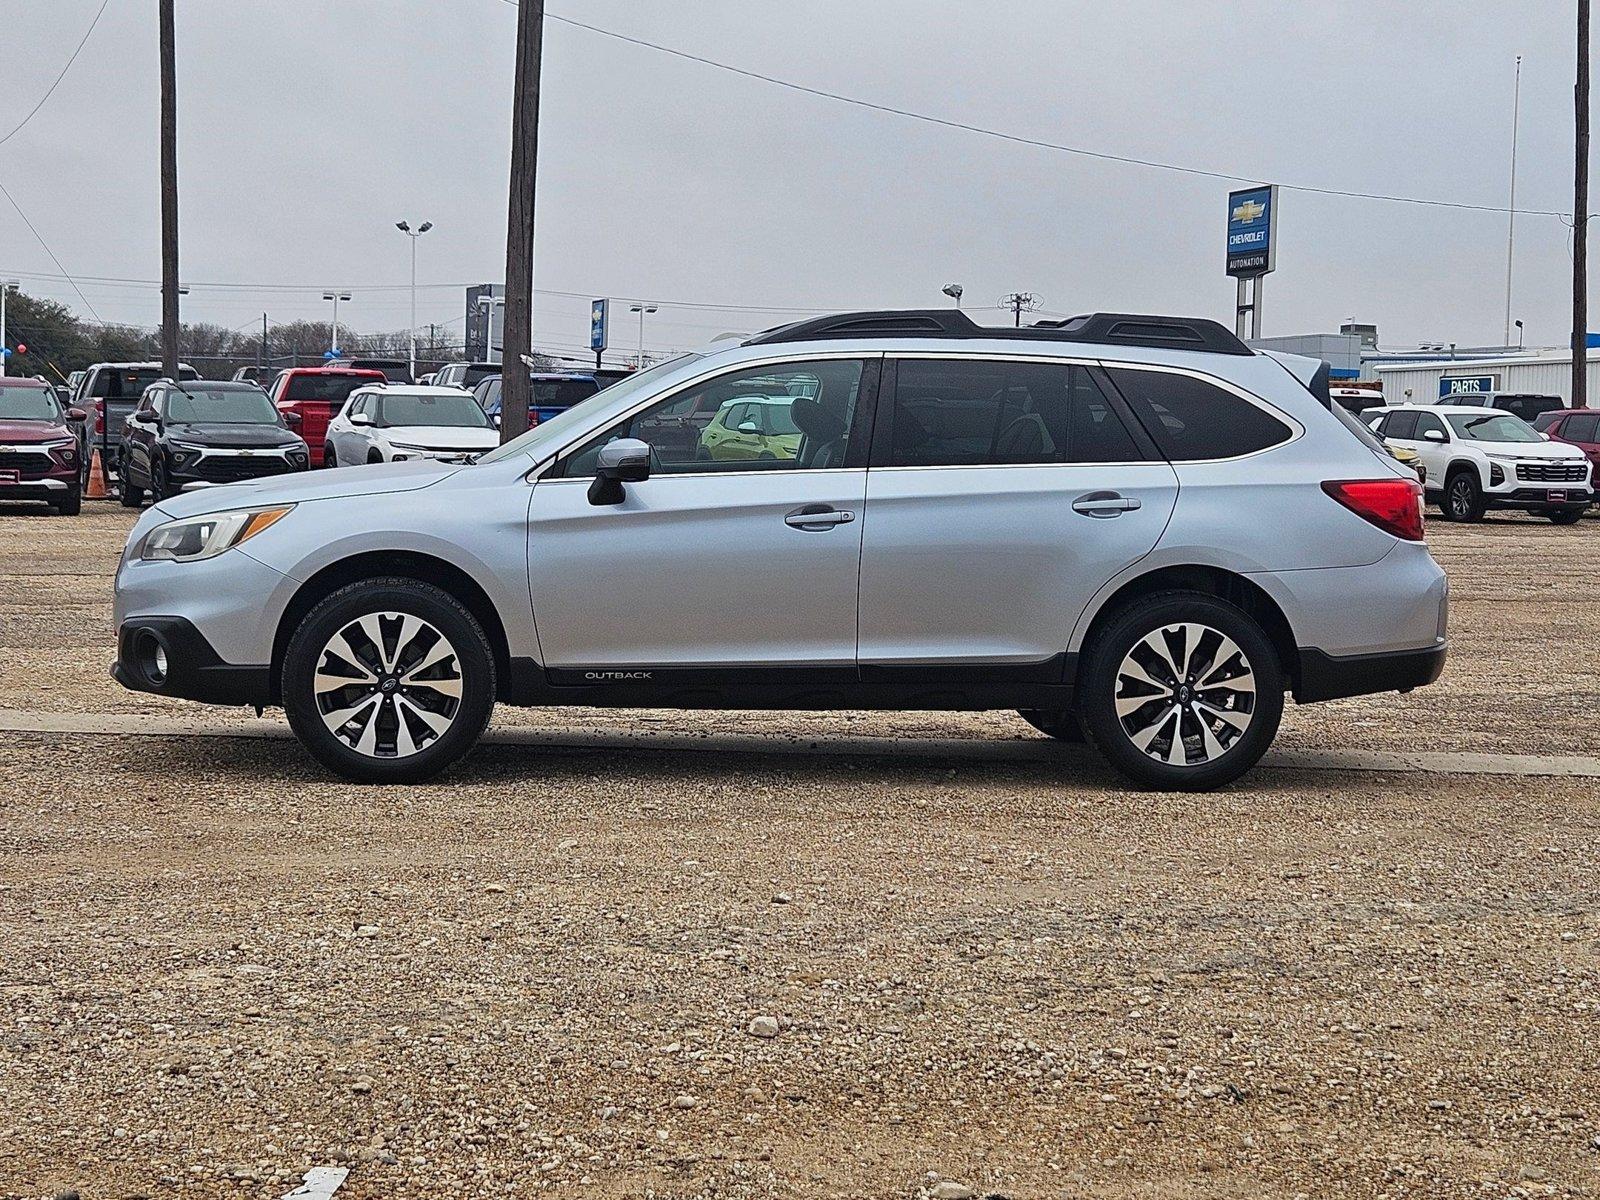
[1321,478,1426,541]
[527,409,540,429]
[90,399,105,435]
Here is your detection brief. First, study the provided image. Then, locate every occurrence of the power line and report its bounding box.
[502,1,1571,219]
[0,0,113,149]
[0,178,102,322]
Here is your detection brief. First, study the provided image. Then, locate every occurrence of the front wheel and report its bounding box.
[323,444,338,468]
[1441,470,1485,522]
[54,485,82,516]
[150,456,172,502]
[1079,591,1284,791]
[1545,507,1585,525]
[282,578,496,783]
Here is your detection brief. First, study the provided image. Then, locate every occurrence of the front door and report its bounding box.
[857,356,1178,671]
[527,356,877,671]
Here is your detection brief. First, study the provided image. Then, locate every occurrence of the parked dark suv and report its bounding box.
[0,377,86,514]
[119,380,309,504]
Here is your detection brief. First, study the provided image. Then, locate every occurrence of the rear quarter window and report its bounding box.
[1106,367,1293,460]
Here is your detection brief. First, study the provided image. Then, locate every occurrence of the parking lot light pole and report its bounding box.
[322,292,351,357]
[395,221,432,380]
[0,279,18,378]
[477,295,505,365]
[629,304,657,369]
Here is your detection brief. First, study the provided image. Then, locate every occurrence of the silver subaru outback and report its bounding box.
[112,311,1447,790]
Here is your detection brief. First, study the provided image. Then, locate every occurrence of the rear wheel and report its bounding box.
[1079,591,1284,791]
[282,578,496,783]
[1441,469,1485,522]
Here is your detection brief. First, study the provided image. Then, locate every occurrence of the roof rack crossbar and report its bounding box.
[746,310,1251,355]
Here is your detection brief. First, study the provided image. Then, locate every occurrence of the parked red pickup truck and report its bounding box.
[269,367,387,467]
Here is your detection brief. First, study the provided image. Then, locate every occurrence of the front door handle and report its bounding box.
[785,504,855,530]
[1072,491,1141,518]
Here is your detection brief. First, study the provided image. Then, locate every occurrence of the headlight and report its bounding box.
[388,441,433,452]
[170,440,209,452]
[140,506,293,562]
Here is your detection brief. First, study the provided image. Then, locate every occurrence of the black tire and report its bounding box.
[282,578,496,784]
[1017,709,1085,742]
[1546,508,1585,525]
[150,456,171,502]
[54,486,82,516]
[1441,469,1485,522]
[368,450,383,465]
[1079,591,1284,791]
[119,477,144,507]
[323,444,337,468]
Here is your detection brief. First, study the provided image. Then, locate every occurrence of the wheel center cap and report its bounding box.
[1177,685,1192,703]
[380,677,399,694]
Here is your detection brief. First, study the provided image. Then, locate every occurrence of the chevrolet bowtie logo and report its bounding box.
[1232,199,1266,224]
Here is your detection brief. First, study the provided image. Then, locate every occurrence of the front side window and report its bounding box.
[1445,412,1542,443]
[559,359,865,477]
[1107,367,1293,460]
[888,359,1142,467]
[1414,412,1447,439]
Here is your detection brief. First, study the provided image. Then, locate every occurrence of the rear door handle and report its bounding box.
[785,505,855,530]
[1071,491,1141,518]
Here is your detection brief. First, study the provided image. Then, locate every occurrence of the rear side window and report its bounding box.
[888,359,1143,467]
[1383,411,1420,439]
[1107,368,1292,460]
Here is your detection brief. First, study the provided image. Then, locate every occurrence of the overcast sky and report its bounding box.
[0,1,1589,357]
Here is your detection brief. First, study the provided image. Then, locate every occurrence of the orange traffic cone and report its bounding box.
[86,448,108,499]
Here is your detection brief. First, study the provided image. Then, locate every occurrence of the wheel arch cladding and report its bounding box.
[1077,565,1299,694]
[271,551,512,703]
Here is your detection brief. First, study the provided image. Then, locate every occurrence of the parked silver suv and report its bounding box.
[111,311,1447,790]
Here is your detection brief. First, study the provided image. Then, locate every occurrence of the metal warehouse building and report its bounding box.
[1374,348,1600,405]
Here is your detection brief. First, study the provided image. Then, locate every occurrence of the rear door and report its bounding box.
[856,356,1177,673]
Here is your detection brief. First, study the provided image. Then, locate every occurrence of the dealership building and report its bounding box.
[1371,345,1600,405]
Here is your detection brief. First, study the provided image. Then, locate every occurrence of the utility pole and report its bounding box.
[258,312,266,376]
[499,0,544,444]
[158,0,180,380]
[1001,291,1040,327]
[1576,0,1591,408]
[1504,54,1522,348]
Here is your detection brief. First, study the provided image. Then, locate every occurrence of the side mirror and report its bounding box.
[1422,429,1446,442]
[350,411,374,427]
[66,407,86,422]
[737,420,760,434]
[1540,432,1551,441]
[281,410,302,428]
[587,437,652,506]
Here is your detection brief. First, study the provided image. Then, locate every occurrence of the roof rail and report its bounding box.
[746,309,1252,356]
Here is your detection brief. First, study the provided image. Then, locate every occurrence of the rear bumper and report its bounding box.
[1295,641,1447,703]
[112,615,272,706]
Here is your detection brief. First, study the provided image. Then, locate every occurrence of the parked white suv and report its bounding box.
[112,310,1448,791]
[323,386,499,467]
[1370,404,1593,523]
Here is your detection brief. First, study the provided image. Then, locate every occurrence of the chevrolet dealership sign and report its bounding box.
[1226,184,1278,278]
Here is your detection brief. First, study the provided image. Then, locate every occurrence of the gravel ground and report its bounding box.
[1,500,1598,1198]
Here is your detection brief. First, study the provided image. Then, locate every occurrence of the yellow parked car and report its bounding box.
[698,396,803,461]
[1386,440,1426,485]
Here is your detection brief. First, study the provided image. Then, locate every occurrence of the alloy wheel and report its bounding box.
[313,612,463,759]
[1448,476,1473,519]
[1113,622,1257,767]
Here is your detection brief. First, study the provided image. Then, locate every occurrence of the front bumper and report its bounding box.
[1295,641,1447,703]
[0,477,73,501]
[168,448,307,490]
[1483,487,1593,511]
[112,616,272,706]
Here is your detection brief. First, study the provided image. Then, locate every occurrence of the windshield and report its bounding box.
[479,355,699,464]
[168,386,282,425]
[1445,412,1543,443]
[0,385,61,421]
[377,393,492,428]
